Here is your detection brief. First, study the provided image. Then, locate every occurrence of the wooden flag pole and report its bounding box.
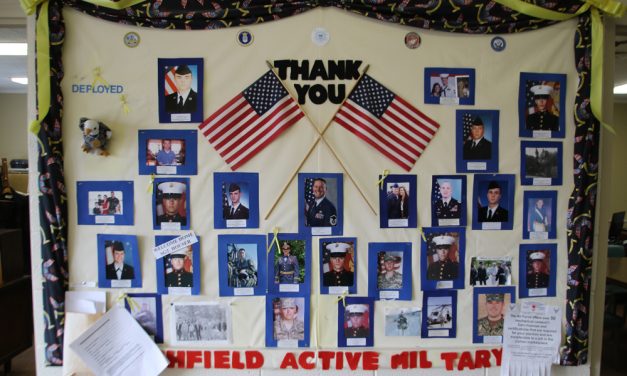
[264,62,375,219]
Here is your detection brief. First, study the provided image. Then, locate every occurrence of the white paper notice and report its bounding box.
[152,231,198,259]
[65,291,106,314]
[501,302,561,376]
[69,306,168,376]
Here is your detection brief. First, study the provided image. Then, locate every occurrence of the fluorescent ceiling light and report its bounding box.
[11,77,28,85]
[615,84,627,95]
[0,43,27,56]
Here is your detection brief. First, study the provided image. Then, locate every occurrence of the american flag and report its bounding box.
[164,66,178,96]
[432,178,442,204]
[334,74,439,171]
[525,79,542,115]
[222,182,229,211]
[462,112,475,141]
[304,178,315,225]
[199,70,304,170]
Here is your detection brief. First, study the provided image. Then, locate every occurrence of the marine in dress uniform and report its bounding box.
[164,65,198,114]
[156,181,188,226]
[322,242,354,287]
[223,183,249,220]
[526,85,559,131]
[344,304,370,338]
[274,298,305,341]
[477,293,505,336]
[275,242,300,284]
[165,249,193,287]
[426,235,459,280]
[527,251,550,288]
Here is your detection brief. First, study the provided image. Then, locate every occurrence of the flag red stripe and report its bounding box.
[394,96,440,132]
[164,68,177,96]
[382,106,431,148]
[211,106,256,148]
[199,94,247,134]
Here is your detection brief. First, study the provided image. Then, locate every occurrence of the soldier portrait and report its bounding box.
[299,173,344,236]
[525,250,550,289]
[274,240,306,285]
[153,178,190,230]
[321,240,355,289]
[97,234,141,289]
[521,142,562,185]
[432,178,463,225]
[377,252,404,290]
[227,244,257,288]
[158,58,204,124]
[518,73,566,138]
[519,244,556,298]
[213,172,260,229]
[344,304,370,338]
[426,235,460,281]
[164,246,194,288]
[473,287,514,342]
[272,297,305,342]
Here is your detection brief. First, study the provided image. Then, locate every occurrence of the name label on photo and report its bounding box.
[529,288,548,297]
[467,162,487,170]
[226,219,247,228]
[95,215,115,224]
[156,166,177,175]
[388,219,408,227]
[110,279,132,288]
[380,290,400,300]
[280,284,300,293]
[171,113,191,122]
[234,287,254,296]
[482,222,502,230]
[311,227,332,236]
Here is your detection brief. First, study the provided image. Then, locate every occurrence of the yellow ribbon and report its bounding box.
[92,66,109,88]
[492,0,591,20]
[147,174,155,194]
[114,293,140,312]
[120,94,130,114]
[267,227,280,255]
[586,0,625,17]
[377,170,390,190]
[419,227,426,242]
[335,290,348,307]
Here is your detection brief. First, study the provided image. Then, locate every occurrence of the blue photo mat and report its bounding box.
[430,175,467,227]
[455,109,499,173]
[267,233,312,296]
[97,234,142,288]
[472,286,516,343]
[158,58,204,124]
[420,227,466,291]
[77,181,134,225]
[337,296,375,347]
[523,190,558,240]
[520,141,563,186]
[319,237,357,295]
[368,242,412,301]
[155,235,201,295]
[125,293,164,343]
[518,72,566,138]
[421,290,457,338]
[298,173,344,236]
[265,294,310,348]
[152,177,191,230]
[424,67,475,105]
[378,174,417,229]
[213,172,260,229]
[518,243,557,298]
[471,174,515,230]
[138,129,198,176]
[217,234,267,296]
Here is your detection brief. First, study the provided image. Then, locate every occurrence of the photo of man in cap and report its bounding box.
[273,298,305,341]
[526,251,550,288]
[426,235,459,280]
[478,180,509,222]
[344,304,370,338]
[105,240,135,280]
[165,247,193,288]
[323,242,354,287]
[526,84,559,131]
[165,65,198,114]
[223,183,249,220]
[304,178,337,227]
[156,181,187,226]
[275,241,300,284]
[377,252,403,289]
[462,116,492,160]
[477,293,506,336]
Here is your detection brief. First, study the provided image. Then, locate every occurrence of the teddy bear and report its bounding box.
[79,117,112,156]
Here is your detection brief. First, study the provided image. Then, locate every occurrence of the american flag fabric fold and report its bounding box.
[199,70,305,170]
[333,74,440,171]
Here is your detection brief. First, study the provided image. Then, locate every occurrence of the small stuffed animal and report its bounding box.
[79,117,112,156]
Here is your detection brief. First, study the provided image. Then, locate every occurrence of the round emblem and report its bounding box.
[123,32,140,48]
[236,30,254,46]
[404,32,421,49]
[311,27,330,46]
[491,36,506,52]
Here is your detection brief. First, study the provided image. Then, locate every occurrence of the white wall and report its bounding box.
[0,93,28,160]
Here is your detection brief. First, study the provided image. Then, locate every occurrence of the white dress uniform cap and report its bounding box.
[530,85,553,97]
[158,181,186,195]
[433,235,455,246]
[326,242,350,256]
[530,251,546,261]
[346,304,367,315]
[440,73,449,78]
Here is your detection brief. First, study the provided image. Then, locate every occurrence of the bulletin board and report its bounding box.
[23,0,623,374]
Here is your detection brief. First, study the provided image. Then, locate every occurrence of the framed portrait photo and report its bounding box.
[420,227,465,291]
[523,190,558,240]
[138,129,197,176]
[213,172,259,229]
[472,174,515,230]
[368,242,412,300]
[424,67,475,106]
[267,233,311,295]
[76,181,133,225]
[319,237,357,295]
[265,295,310,348]
[472,286,516,344]
[518,72,566,138]
[217,234,266,297]
[97,234,141,289]
[158,58,204,124]
[421,290,457,338]
[338,297,375,347]
[153,177,190,231]
[378,174,417,228]
[520,141,563,186]
[156,235,201,295]
[431,175,467,227]
[469,256,513,287]
[125,293,163,343]
[519,244,557,298]
[299,173,344,236]
[456,110,499,173]
[384,306,421,337]
[170,301,231,347]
